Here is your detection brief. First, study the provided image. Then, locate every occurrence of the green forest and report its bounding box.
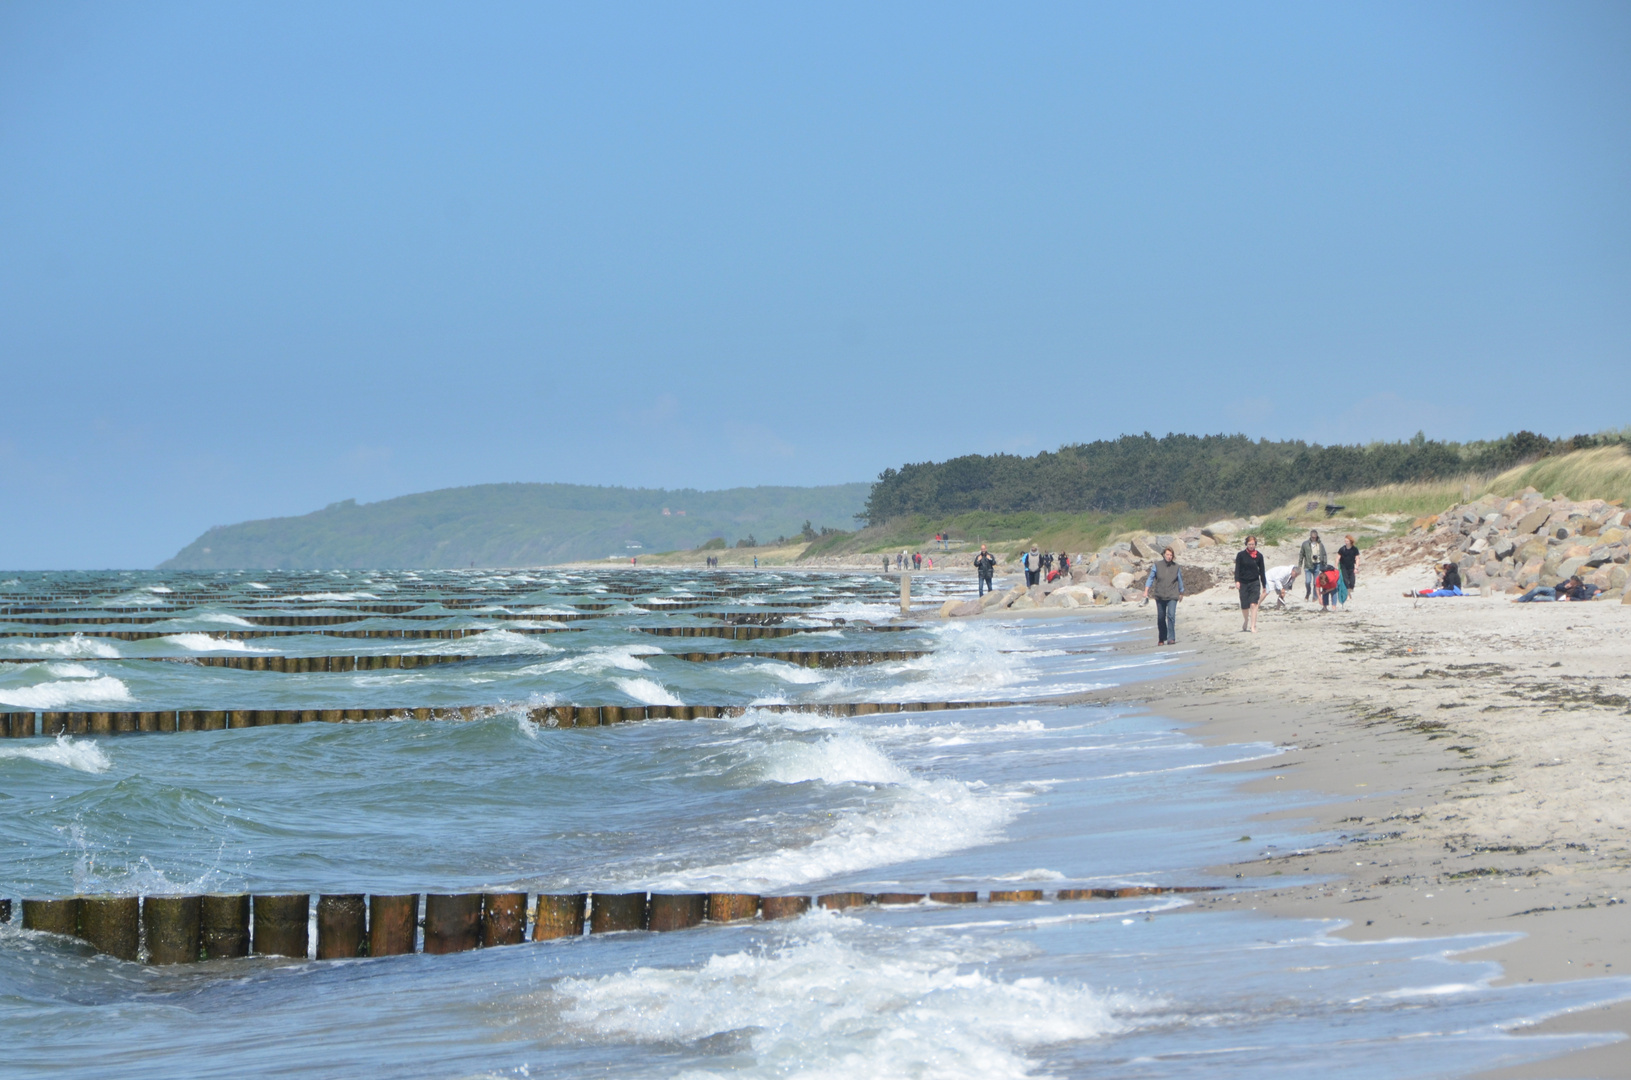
[161,482,868,569]
[860,430,1620,525]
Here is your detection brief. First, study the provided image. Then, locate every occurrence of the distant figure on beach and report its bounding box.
[1024,546,1041,587]
[1337,535,1359,600]
[1298,530,1328,600]
[883,556,890,573]
[1266,563,1297,608]
[913,552,922,570]
[753,555,758,569]
[1408,562,1464,597]
[1513,574,1598,602]
[1142,547,1185,645]
[1235,535,1267,632]
[975,545,996,595]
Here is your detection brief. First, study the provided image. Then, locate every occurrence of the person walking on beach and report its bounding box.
[1298,530,1327,600]
[1142,547,1185,645]
[1235,535,1268,633]
[1336,535,1359,604]
[1024,546,1041,587]
[974,544,997,596]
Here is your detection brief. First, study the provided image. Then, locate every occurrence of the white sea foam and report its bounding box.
[0,735,111,773]
[756,733,910,785]
[162,634,274,654]
[42,663,100,678]
[0,635,122,660]
[0,676,133,710]
[655,730,1021,891]
[744,660,828,685]
[612,677,684,707]
[188,612,255,627]
[550,918,1135,1079]
[425,630,559,657]
[520,644,664,677]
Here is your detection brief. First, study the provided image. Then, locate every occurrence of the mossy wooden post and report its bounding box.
[481,893,526,947]
[80,896,140,960]
[589,892,646,933]
[873,893,924,905]
[22,897,80,937]
[705,894,759,922]
[929,891,978,904]
[201,894,250,958]
[758,896,811,920]
[316,894,366,959]
[423,894,483,954]
[143,895,202,964]
[646,893,705,931]
[900,572,910,613]
[252,894,310,958]
[532,894,586,941]
[369,894,418,956]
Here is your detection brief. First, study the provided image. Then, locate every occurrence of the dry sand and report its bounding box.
[1044,548,1631,1077]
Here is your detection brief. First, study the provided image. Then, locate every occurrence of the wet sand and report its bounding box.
[1054,567,1631,1077]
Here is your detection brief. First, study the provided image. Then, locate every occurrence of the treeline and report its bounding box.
[860,431,1621,524]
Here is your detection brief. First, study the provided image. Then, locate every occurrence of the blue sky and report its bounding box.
[2,2,1627,568]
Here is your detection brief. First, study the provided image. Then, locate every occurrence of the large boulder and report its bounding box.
[1514,508,1551,535]
[1129,535,1160,560]
[1111,571,1135,590]
[1010,594,1037,610]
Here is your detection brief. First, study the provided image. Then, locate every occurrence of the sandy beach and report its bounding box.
[1039,548,1631,1077]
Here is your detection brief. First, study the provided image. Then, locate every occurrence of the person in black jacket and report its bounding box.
[974,544,997,596]
[1235,535,1268,633]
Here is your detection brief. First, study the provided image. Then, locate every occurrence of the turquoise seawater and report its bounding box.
[0,568,1625,1078]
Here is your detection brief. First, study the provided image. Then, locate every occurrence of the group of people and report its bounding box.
[892,550,933,571]
[1021,546,1069,586]
[1233,529,1362,632]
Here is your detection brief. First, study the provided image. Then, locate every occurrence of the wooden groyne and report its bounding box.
[0,699,1012,738]
[633,624,914,640]
[669,649,929,667]
[0,626,576,641]
[4,885,1220,963]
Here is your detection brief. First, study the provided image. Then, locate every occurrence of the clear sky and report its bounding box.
[2,2,1627,569]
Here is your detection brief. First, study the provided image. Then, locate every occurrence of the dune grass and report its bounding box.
[1272,446,1631,525]
[1490,445,1631,505]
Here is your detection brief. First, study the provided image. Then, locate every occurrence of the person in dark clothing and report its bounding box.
[1235,536,1268,633]
[1143,547,1185,645]
[974,544,997,596]
[1441,562,1462,591]
[1298,530,1328,600]
[1337,535,1359,592]
[1514,575,1598,602]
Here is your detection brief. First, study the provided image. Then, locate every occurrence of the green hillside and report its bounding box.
[160,482,868,569]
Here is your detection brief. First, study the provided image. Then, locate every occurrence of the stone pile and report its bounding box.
[1377,487,1628,599]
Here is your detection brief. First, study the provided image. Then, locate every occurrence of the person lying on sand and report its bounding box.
[1513,574,1600,603]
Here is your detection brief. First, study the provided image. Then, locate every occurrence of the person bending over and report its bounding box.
[1265,564,1297,609]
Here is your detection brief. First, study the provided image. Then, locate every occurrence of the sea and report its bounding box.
[0,567,1626,1078]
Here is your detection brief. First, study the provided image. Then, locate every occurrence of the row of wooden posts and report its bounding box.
[0,886,1216,964]
[0,648,922,672]
[0,699,1006,738]
[0,626,569,641]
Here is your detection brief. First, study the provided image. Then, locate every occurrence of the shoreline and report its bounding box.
[1046,568,1631,1077]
